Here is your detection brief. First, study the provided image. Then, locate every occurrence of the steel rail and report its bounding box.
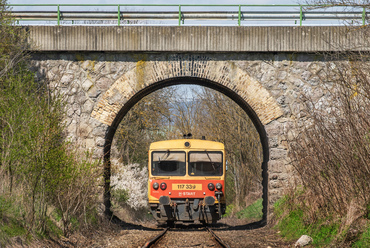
[206,226,231,248]
[141,227,168,248]
[8,4,369,26]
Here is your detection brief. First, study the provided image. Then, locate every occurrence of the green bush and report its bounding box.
[111,188,130,205]
[223,204,235,217]
[236,198,263,220]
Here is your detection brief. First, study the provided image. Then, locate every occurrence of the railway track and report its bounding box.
[141,225,230,248]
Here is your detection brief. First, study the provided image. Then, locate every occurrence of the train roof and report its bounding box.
[149,139,224,150]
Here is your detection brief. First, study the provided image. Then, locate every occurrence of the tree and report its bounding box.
[0,1,101,242]
[112,87,175,166]
[190,88,262,208]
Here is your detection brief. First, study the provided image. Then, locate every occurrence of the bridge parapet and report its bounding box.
[27,26,369,53]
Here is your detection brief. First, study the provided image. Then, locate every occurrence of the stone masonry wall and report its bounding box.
[30,52,330,214]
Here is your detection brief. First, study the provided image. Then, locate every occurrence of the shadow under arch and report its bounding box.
[103,76,269,226]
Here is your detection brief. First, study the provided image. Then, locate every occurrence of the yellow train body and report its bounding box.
[147,138,226,224]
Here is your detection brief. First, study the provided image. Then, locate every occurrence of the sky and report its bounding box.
[8,0,300,5]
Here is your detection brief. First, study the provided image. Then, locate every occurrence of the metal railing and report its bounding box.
[8,4,369,26]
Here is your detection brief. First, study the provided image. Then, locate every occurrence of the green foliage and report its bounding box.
[274,190,341,246]
[223,199,263,220]
[224,170,236,205]
[0,222,26,241]
[0,195,26,246]
[223,204,235,217]
[277,208,307,240]
[236,198,263,220]
[45,150,101,236]
[111,188,130,205]
[0,0,101,242]
[353,225,370,248]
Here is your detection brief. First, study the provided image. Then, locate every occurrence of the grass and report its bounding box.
[223,198,263,220]
[353,224,370,248]
[236,198,263,220]
[274,194,341,247]
[0,195,27,246]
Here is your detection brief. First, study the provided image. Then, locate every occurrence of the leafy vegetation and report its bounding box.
[235,198,263,220]
[353,225,370,247]
[223,198,262,220]
[274,192,341,246]
[0,1,101,245]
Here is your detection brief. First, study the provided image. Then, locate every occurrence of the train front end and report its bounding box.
[148,139,226,224]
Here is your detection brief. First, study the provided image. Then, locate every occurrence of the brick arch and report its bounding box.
[91,56,283,126]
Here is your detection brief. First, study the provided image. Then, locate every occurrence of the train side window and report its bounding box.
[188,151,223,176]
[151,151,186,176]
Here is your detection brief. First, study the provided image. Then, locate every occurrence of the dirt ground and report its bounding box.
[213,218,294,248]
[13,216,296,248]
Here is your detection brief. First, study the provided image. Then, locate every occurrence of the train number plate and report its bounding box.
[172,184,202,190]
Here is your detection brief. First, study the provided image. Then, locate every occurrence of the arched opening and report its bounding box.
[103,77,269,224]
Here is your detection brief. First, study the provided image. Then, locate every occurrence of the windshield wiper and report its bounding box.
[158,150,170,163]
[205,150,216,171]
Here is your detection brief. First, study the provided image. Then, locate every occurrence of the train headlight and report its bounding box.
[216,183,222,190]
[153,182,159,190]
[160,182,167,190]
[208,183,215,191]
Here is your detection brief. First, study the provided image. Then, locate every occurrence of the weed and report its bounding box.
[236,198,263,220]
[274,191,341,246]
[223,204,235,217]
[353,224,370,248]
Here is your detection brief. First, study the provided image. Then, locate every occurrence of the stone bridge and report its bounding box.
[27,26,367,221]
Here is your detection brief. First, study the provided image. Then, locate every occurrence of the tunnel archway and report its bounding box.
[102,77,270,223]
[90,56,284,224]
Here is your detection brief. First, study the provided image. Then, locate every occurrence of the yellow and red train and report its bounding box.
[148,138,226,224]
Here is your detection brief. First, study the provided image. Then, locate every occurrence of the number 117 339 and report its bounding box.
[172,184,202,190]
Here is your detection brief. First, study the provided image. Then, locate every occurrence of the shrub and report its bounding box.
[0,0,102,241]
[110,161,148,211]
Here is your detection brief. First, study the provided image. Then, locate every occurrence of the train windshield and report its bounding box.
[188,151,223,176]
[151,151,186,176]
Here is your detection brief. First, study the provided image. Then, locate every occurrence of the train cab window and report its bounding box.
[188,151,223,176]
[151,151,186,176]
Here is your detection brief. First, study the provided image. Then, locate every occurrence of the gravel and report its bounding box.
[26,217,294,248]
[153,226,223,248]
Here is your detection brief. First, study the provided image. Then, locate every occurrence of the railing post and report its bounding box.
[300,5,303,26]
[363,7,366,26]
[57,4,60,26]
[178,5,181,26]
[238,5,241,26]
[118,5,121,26]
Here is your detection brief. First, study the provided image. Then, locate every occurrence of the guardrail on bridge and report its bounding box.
[8,4,369,26]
